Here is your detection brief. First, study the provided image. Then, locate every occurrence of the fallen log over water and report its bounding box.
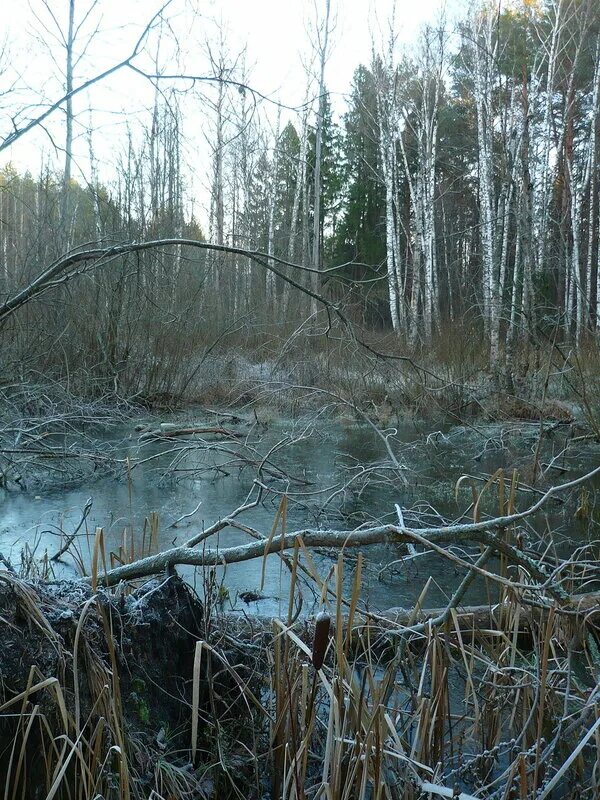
[91,464,600,588]
[378,591,600,632]
[236,592,600,648]
[139,425,244,441]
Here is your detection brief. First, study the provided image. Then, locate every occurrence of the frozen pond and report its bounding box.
[1,410,599,617]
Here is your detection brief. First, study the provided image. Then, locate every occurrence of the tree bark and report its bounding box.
[310,0,332,317]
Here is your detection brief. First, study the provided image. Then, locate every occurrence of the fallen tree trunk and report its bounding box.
[139,426,243,441]
[379,591,600,630]
[230,592,600,651]
[89,464,600,589]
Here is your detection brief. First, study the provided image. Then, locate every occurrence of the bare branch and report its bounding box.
[89,464,600,587]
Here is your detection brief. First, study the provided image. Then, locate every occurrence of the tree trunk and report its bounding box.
[310,0,332,317]
[60,0,76,244]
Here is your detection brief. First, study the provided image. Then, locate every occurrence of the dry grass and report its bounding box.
[0,572,598,799]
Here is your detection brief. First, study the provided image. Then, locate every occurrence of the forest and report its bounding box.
[1,0,600,798]
[1,0,600,395]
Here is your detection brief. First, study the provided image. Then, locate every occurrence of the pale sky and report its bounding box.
[1,0,450,223]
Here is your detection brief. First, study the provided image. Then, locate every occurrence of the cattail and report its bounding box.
[311,612,330,671]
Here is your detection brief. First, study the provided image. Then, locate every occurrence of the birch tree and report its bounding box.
[310,0,333,316]
[374,51,403,333]
[471,7,500,368]
[403,25,443,340]
[31,0,102,244]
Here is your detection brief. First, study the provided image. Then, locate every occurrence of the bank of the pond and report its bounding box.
[2,571,600,799]
[0,573,264,797]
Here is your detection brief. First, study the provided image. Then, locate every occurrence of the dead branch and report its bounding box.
[0,238,436,378]
[50,497,93,561]
[378,590,600,633]
[139,426,244,441]
[88,464,600,587]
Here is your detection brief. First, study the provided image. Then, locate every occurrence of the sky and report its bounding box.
[1,0,451,222]
[217,0,447,104]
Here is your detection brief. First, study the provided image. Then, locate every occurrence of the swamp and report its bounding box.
[1,0,600,798]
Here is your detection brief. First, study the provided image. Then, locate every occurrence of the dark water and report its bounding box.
[1,411,599,616]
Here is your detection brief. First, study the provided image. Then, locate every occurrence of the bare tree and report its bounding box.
[309,0,333,316]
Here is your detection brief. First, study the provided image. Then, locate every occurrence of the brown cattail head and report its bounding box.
[311,612,331,671]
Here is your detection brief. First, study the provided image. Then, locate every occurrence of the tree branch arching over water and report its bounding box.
[90,463,600,590]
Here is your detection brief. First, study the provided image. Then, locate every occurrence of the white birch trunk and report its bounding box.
[534,2,561,276]
[310,0,331,317]
[472,10,499,367]
[585,38,600,331]
[375,55,403,332]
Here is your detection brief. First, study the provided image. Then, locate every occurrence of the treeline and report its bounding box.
[209,0,600,371]
[285,0,600,368]
[0,0,599,397]
[0,130,209,399]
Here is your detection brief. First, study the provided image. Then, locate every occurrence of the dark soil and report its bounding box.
[0,574,261,797]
